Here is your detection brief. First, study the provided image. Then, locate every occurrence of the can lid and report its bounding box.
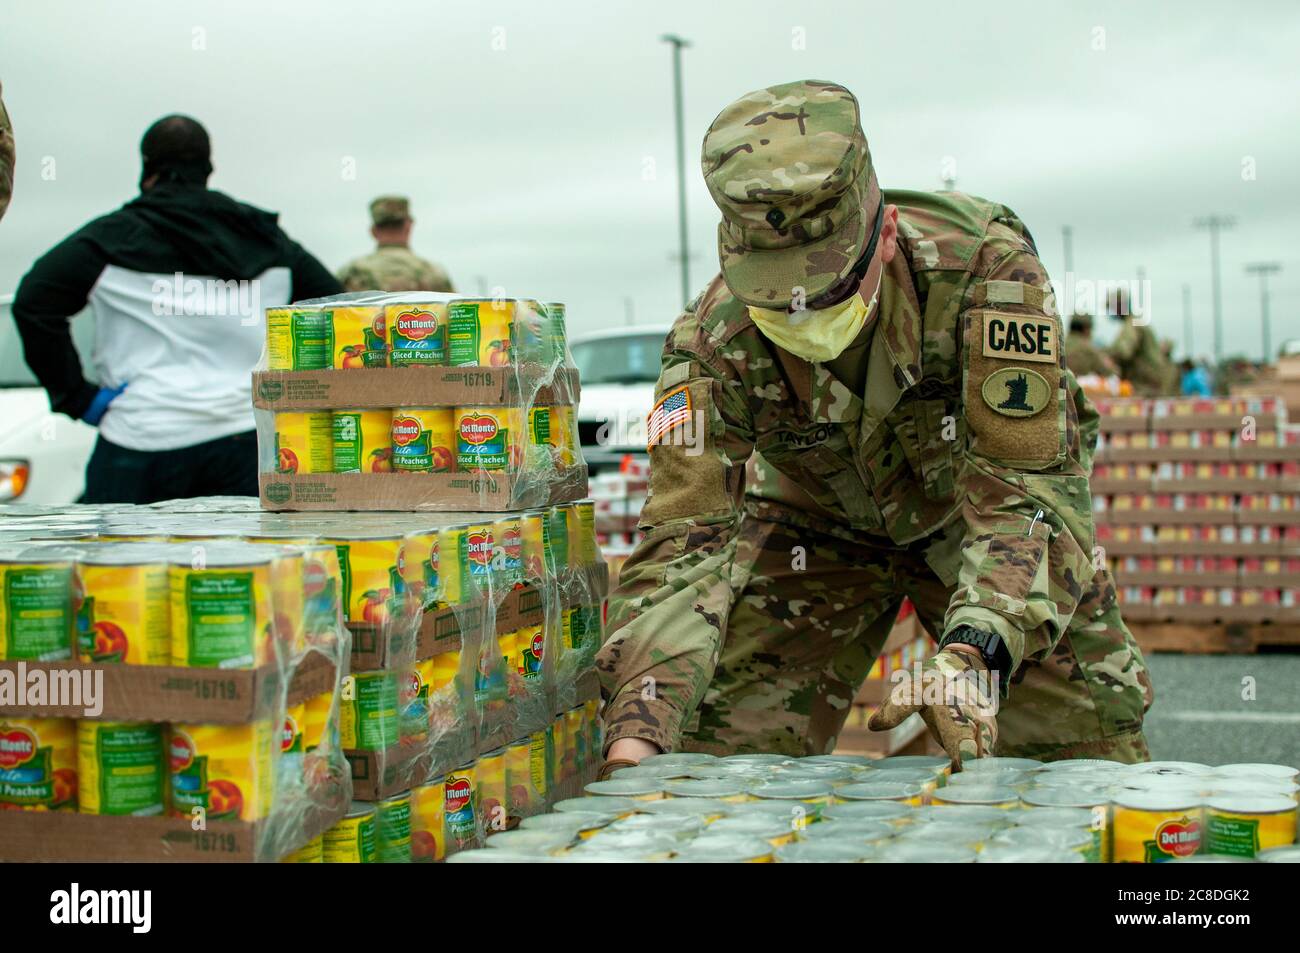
[1012,806,1096,829]
[977,845,1085,864]
[1205,794,1296,815]
[911,804,1014,827]
[707,814,796,838]
[483,826,574,852]
[960,756,1044,773]
[671,834,773,863]
[874,842,978,863]
[1127,760,1214,777]
[604,813,704,838]
[640,751,720,768]
[637,797,734,818]
[862,765,937,783]
[445,848,550,863]
[992,825,1091,849]
[1112,789,1203,811]
[932,785,1019,806]
[774,840,876,863]
[821,801,914,824]
[798,754,877,768]
[747,778,834,800]
[771,763,857,783]
[553,795,639,815]
[661,778,748,799]
[1021,785,1112,809]
[1258,845,1300,863]
[799,819,895,842]
[520,811,619,833]
[345,801,376,819]
[1213,763,1299,782]
[718,753,793,767]
[584,778,663,797]
[834,781,923,802]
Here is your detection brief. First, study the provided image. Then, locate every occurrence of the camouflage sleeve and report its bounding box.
[595,304,754,754]
[1108,323,1139,362]
[0,83,14,222]
[425,264,454,293]
[944,224,1096,676]
[336,262,370,294]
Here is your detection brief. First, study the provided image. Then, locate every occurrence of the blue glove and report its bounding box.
[82,383,127,426]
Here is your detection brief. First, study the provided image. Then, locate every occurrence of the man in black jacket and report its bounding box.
[13,114,341,503]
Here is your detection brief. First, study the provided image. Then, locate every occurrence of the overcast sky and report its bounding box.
[3,0,1298,360]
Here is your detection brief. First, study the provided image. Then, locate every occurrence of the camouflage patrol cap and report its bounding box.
[370,195,411,226]
[702,79,881,308]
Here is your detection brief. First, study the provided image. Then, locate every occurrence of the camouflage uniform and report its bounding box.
[1064,315,1116,378]
[597,80,1152,763]
[0,82,14,222]
[337,195,454,293]
[1108,319,1168,396]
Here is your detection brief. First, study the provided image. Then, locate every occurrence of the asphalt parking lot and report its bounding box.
[1143,653,1300,767]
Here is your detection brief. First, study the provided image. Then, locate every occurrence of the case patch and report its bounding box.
[982,312,1057,364]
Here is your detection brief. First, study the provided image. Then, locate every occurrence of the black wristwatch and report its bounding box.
[940,625,1012,684]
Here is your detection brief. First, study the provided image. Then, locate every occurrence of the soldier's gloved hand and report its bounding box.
[867,648,998,771]
[598,737,659,781]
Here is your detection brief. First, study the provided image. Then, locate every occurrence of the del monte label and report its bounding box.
[0,727,37,770]
[392,415,423,447]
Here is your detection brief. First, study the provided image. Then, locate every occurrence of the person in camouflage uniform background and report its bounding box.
[337,195,455,293]
[0,82,14,222]
[1064,312,1118,378]
[1106,288,1171,396]
[597,80,1152,770]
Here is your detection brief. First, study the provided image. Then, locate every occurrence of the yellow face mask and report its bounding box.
[748,274,880,363]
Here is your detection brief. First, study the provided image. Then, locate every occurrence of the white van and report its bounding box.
[0,293,97,503]
[569,325,672,475]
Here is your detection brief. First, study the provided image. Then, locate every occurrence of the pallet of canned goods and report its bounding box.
[254,293,586,512]
[0,510,354,862]
[440,753,1300,863]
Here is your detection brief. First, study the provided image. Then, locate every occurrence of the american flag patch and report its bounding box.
[646,384,693,448]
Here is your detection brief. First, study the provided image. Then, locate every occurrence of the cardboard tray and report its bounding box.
[348,563,609,671]
[0,793,347,863]
[259,467,589,512]
[0,650,337,724]
[252,365,580,410]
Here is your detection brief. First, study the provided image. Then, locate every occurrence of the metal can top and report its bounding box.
[446,848,550,863]
[960,756,1044,773]
[797,819,895,843]
[775,840,876,863]
[520,811,619,834]
[553,795,639,816]
[873,842,978,863]
[911,804,1015,827]
[821,801,915,825]
[834,781,924,802]
[748,779,835,801]
[484,829,574,853]
[1258,845,1300,863]
[1205,794,1297,816]
[1213,763,1300,782]
[977,845,1085,863]
[671,834,773,863]
[931,785,1020,807]
[1111,789,1203,812]
[662,778,748,799]
[585,778,664,798]
[344,801,376,820]
[1011,806,1097,829]
[1021,785,1112,809]
[873,755,950,772]
[638,797,735,818]
[991,825,1092,851]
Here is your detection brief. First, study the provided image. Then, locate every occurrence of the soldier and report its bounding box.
[1064,313,1117,378]
[596,80,1152,774]
[337,195,454,293]
[1106,288,1168,395]
[0,81,14,222]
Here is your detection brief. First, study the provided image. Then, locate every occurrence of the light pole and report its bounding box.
[661,34,692,308]
[1194,215,1236,363]
[1245,262,1282,363]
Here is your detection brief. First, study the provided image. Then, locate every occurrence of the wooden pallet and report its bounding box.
[1131,621,1300,654]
